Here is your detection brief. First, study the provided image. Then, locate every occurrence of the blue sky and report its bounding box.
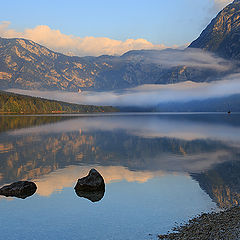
[0,0,232,56]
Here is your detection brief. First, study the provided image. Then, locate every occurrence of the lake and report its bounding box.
[0,113,240,240]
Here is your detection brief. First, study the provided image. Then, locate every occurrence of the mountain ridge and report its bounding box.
[189,0,240,59]
[0,37,232,91]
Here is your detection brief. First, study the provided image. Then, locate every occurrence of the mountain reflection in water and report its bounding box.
[0,113,240,208]
[192,160,240,209]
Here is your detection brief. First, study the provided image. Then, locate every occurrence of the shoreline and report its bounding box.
[158,206,240,240]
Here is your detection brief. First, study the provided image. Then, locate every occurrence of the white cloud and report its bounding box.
[0,21,168,57]
[33,165,166,196]
[141,48,231,71]
[8,74,240,107]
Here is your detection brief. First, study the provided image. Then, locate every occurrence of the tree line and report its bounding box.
[0,91,117,114]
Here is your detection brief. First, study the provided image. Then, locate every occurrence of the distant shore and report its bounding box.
[0,90,118,114]
[158,206,240,240]
[0,111,114,115]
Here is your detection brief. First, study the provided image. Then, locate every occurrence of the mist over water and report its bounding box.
[8,74,240,107]
[4,47,240,108]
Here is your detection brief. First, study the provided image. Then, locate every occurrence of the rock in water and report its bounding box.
[0,181,37,199]
[74,169,105,192]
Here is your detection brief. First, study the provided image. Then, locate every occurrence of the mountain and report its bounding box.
[0,37,162,90]
[0,37,111,90]
[0,37,231,91]
[189,0,240,59]
[0,90,117,113]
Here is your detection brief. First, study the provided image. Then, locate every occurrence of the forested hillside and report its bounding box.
[0,91,117,113]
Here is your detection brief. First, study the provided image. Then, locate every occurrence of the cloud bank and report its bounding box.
[0,21,168,57]
[139,48,231,71]
[8,73,240,107]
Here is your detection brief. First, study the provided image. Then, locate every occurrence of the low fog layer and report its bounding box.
[125,48,232,71]
[8,73,240,107]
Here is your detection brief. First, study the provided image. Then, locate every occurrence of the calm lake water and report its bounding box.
[0,113,240,240]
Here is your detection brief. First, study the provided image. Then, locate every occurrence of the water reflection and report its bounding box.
[75,189,105,202]
[0,113,240,208]
[0,115,68,133]
[192,160,240,209]
[0,181,37,199]
[33,166,166,197]
[0,189,36,199]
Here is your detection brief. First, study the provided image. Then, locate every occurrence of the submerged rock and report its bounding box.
[0,181,37,199]
[75,189,105,202]
[74,169,105,192]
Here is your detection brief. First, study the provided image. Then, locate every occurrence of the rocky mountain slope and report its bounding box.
[0,37,112,90]
[0,37,231,91]
[189,0,240,59]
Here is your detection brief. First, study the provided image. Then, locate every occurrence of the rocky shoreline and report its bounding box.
[158,206,240,240]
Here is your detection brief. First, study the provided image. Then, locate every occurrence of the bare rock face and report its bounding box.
[189,0,240,60]
[74,169,105,192]
[0,181,37,199]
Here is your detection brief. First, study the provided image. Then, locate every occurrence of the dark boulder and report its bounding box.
[0,181,37,199]
[74,169,105,192]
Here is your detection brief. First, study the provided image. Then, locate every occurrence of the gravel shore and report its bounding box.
[158,206,240,240]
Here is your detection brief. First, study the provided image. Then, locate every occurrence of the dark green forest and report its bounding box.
[0,91,117,114]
